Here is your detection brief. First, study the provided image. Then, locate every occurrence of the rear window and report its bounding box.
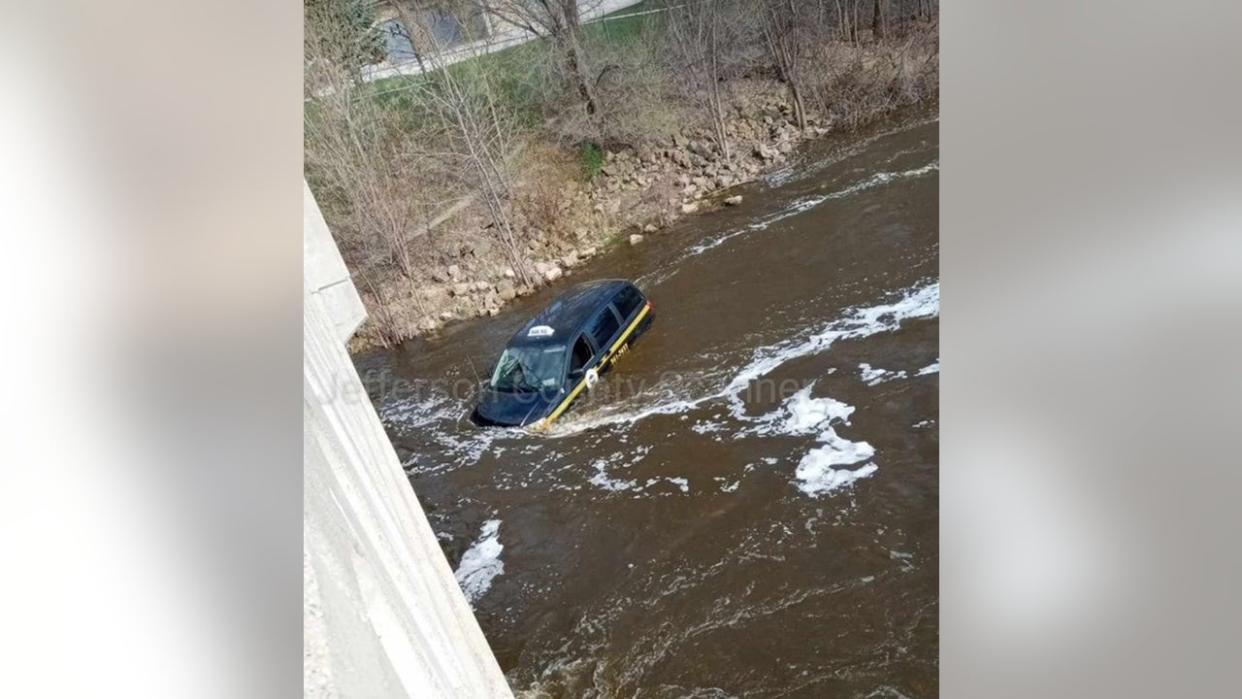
[614,285,645,319]
[587,307,621,348]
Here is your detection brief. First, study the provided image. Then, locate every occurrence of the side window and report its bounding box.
[587,306,621,348]
[569,335,593,376]
[614,285,644,319]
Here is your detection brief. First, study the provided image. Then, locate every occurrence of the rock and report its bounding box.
[422,284,449,302]
[503,267,516,279]
[543,265,563,283]
[673,133,688,147]
[643,223,658,234]
[581,246,597,258]
[451,282,471,297]
[496,279,517,301]
[681,202,700,215]
[487,307,500,317]
[629,233,644,245]
[431,268,449,283]
[447,264,461,279]
[474,280,491,292]
[561,251,579,268]
[439,310,454,321]
[724,195,743,206]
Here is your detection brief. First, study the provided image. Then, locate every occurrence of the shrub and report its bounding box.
[578,141,605,180]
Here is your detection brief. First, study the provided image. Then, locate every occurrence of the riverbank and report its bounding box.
[332,20,939,353]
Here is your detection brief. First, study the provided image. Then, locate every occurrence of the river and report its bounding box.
[355,115,939,698]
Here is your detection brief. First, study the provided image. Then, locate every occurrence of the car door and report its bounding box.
[585,304,624,372]
[565,333,597,391]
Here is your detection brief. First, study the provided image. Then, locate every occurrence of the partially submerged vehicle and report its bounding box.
[472,280,654,429]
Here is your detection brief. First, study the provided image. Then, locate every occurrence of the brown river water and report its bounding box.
[355,115,939,698]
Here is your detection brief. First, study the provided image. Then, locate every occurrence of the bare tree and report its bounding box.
[665,0,741,161]
[305,1,426,279]
[387,1,534,284]
[872,0,887,39]
[757,0,808,130]
[474,0,602,116]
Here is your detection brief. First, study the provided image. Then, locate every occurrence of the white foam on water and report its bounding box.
[858,362,908,386]
[687,161,939,257]
[917,360,940,376]
[667,477,690,493]
[795,430,878,497]
[752,382,855,436]
[588,458,639,492]
[378,392,459,431]
[745,381,878,497]
[455,519,505,604]
[725,282,939,417]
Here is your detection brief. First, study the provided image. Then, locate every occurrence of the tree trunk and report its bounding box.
[560,0,597,116]
[788,80,806,131]
[564,40,597,116]
[872,0,886,39]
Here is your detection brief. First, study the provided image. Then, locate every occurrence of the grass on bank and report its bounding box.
[359,2,664,127]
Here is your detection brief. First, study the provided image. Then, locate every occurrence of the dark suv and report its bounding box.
[472,279,653,429]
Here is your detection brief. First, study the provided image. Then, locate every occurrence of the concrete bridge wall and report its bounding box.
[303,182,512,698]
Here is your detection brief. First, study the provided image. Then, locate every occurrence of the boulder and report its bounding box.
[447,264,461,279]
[431,268,449,283]
[681,202,700,215]
[561,251,579,268]
[629,233,644,246]
[439,310,454,321]
[503,267,516,279]
[451,282,471,297]
[724,195,743,206]
[543,265,563,283]
[643,223,658,234]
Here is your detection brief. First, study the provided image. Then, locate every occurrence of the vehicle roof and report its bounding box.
[508,279,634,348]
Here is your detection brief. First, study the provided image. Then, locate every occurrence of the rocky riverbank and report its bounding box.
[350,80,930,353]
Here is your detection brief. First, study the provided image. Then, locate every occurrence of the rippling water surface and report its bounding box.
[356,116,939,698]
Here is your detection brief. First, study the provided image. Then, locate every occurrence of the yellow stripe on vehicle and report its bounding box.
[533,302,651,432]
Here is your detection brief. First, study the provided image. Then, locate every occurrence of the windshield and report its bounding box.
[489,345,566,392]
